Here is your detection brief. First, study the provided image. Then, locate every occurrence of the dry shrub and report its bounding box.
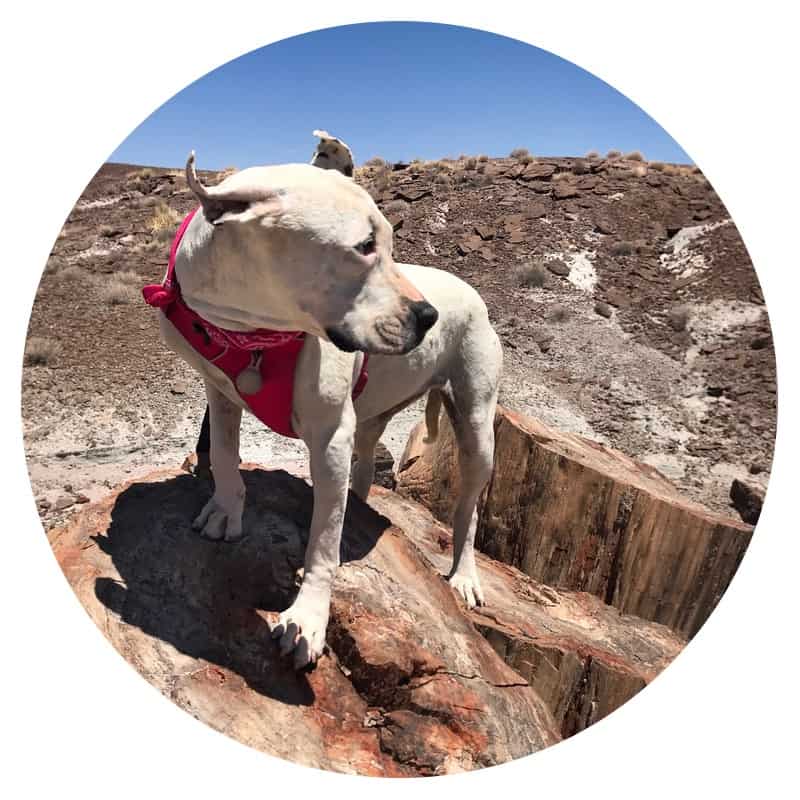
[585,150,600,159]
[101,278,136,305]
[364,156,386,167]
[24,336,61,366]
[55,265,89,284]
[606,149,622,160]
[477,154,489,162]
[518,154,534,165]
[115,270,141,286]
[625,150,645,161]
[99,224,119,238]
[650,161,666,172]
[610,240,635,256]
[547,304,571,323]
[464,157,477,170]
[148,202,180,242]
[515,260,548,288]
[383,199,408,214]
[510,147,530,160]
[662,164,679,176]
[667,305,692,332]
[572,160,589,175]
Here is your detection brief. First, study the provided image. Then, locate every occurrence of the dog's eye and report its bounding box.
[354,235,376,256]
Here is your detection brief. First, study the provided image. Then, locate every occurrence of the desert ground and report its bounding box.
[23,151,774,527]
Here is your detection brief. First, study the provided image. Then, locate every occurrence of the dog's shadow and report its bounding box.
[93,468,388,707]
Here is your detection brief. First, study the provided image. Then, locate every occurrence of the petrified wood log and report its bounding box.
[367,487,684,738]
[48,466,559,776]
[397,406,753,638]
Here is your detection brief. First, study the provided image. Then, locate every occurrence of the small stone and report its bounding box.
[63,483,73,493]
[52,495,74,512]
[750,335,771,350]
[748,463,765,475]
[546,259,570,277]
[37,497,51,510]
[594,219,616,235]
[75,493,91,504]
[474,225,494,240]
[730,479,764,525]
[594,301,613,318]
[170,379,188,395]
[553,183,579,200]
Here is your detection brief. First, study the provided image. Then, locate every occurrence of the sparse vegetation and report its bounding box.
[464,157,477,170]
[547,304,571,324]
[662,164,679,176]
[510,147,530,160]
[515,260,548,288]
[54,265,88,284]
[606,149,622,161]
[572,160,589,175]
[147,202,180,242]
[115,270,142,286]
[99,224,119,238]
[364,157,386,167]
[518,154,534,165]
[585,150,600,160]
[625,151,645,161]
[650,161,666,172]
[24,336,61,366]
[667,305,692,332]
[383,199,408,214]
[477,154,489,162]
[100,279,136,306]
[610,240,635,256]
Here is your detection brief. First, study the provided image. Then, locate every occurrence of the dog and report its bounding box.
[149,150,503,670]
[192,130,356,473]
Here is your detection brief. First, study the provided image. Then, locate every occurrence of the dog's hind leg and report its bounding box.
[350,414,391,500]
[442,328,502,608]
[191,382,245,542]
[194,405,212,478]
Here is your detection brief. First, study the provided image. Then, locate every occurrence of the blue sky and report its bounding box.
[110,22,691,169]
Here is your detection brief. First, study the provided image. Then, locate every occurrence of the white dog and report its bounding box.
[150,151,502,669]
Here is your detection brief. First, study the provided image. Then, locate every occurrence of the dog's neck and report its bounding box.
[175,212,322,336]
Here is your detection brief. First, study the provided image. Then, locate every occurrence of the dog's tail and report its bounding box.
[423,388,443,443]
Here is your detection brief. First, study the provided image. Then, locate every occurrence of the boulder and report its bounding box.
[730,478,764,524]
[397,407,753,639]
[48,466,559,775]
[519,162,557,181]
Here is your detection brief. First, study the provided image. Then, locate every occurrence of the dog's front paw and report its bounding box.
[270,594,329,670]
[448,571,485,609]
[191,494,243,542]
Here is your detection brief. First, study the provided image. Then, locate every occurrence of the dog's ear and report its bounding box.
[185,151,282,226]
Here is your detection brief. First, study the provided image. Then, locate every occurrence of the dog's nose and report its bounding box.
[410,300,439,335]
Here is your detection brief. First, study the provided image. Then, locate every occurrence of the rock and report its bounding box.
[553,183,579,200]
[372,441,396,490]
[170,379,188,395]
[750,334,771,350]
[48,466,560,775]
[527,181,552,194]
[385,213,404,231]
[748,463,765,475]
[52,494,74,512]
[456,236,482,256]
[525,203,547,219]
[546,259,570,277]
[730,479,764,525]
[604,288,631,309]
[368,488,685,738]
[508,229,527,244]
[474,224,494,240]
[594,219,616,235]
[594,301,613,318]
[519,162,556,181]
[397,407,753,639]
[75,493,91,504]
[37,497,51,510]
[395,188,432,203]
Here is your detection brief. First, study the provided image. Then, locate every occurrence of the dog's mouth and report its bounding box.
[325,318,429,356]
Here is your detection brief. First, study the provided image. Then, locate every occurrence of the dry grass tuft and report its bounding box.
[115,270,142,286]
[518,154,534,165]
[510,147,531,160]
[572,160,589,175]
[364,157,386,167]
[477,154,489,162]
[24,336,61,366]
[463,157,477,170]
[606,149,622,161]
[649,161,666,172]
[625,150,645,161]
[515,260,548,288]
[100,279,136,306]
[147,202,180,242]
[610,240,635,257]
[54,265,89,284]
[667,305,692,332]
[585,150,600,159]
[662,164,679,176]
[547,305,571,324]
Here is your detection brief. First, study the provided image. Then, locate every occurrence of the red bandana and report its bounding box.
[142,208,368,438]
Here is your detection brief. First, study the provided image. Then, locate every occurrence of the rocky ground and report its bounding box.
[23,153,775,526]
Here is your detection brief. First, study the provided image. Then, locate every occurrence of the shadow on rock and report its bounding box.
[92,468,391,707]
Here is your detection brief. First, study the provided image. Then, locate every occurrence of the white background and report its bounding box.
[2,1,797,797]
